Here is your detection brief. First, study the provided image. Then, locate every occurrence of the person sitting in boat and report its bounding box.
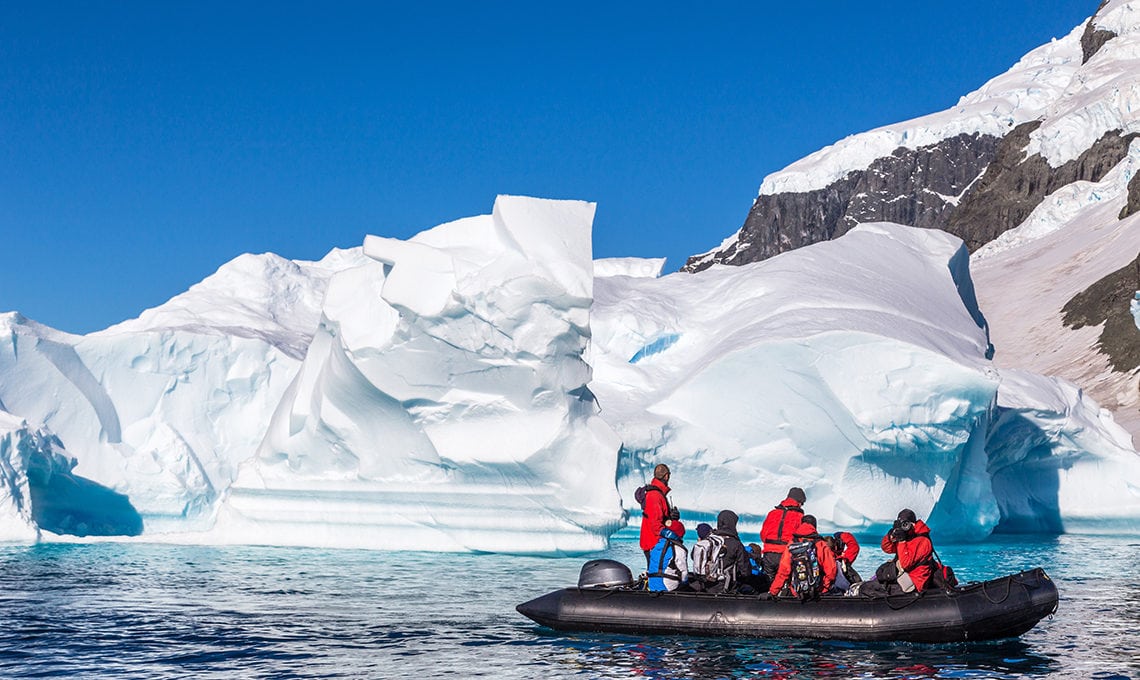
[881,509,935,592]
[827,531,862,592]
[768,515,836,599]
[691,510,753,593]
[638,464,678,569]
[647,521,689,592]
[759,487,806,581]
[861,508,952,596]
[744,543,768,591]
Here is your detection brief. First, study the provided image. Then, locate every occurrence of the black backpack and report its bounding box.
[787,539,822,599]
[928,550,959,590]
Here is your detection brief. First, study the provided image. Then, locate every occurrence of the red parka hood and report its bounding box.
[912,519,931,536]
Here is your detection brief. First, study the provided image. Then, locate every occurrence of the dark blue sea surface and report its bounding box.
[0,532,1135,678]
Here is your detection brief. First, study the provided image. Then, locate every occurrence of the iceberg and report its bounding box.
[0,196,1138,552]
[209,195,624,553]
[593,257,667,279]
[593,223,1140,539]
[0,251,347,532]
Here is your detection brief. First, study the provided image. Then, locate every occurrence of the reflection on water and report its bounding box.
[0,533,1134,678]
[534,634,1061,679]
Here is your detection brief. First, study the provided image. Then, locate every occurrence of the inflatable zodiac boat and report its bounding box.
[516,559,1058,643]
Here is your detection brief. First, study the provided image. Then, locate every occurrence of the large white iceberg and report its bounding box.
[210,195,624,553]
[0,196,1138,551]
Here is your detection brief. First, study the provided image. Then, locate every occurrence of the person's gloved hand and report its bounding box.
[668,507,680,521]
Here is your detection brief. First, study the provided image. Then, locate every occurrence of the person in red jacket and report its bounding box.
[768,515,836,598]
[879,508,935,592]
[833,531,860,565]
[759,487,806,580]
[829,531,862,592]
[638,464,677,567]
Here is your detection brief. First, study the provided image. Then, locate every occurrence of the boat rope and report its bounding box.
[980,574,1013,604]
[580,587,623,601]
[883,592,921,610]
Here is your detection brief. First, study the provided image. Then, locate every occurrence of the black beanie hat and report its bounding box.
[788,487,806,504]
[897,509,917,523]
[801,514,817,527]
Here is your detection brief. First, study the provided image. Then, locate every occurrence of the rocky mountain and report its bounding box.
[684,0,1140,440]
[686,2,1134,272]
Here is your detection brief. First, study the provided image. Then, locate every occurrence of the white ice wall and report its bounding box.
[211,196,624,553]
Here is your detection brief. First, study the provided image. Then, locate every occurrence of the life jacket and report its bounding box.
[647,530,688,592]
[760,499,804,553]
[786,537,823,599]
[690,532,735,591]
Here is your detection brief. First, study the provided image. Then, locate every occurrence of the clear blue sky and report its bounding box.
[1,1,1096,334]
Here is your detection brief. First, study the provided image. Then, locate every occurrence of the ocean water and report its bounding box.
[0,532,1136,679]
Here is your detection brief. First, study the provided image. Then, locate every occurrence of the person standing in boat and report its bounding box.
[638,464,678,568]
[759,487,806,581]
[768,515,837,598]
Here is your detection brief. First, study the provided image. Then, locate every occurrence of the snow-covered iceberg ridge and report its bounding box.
[209,195,624,553]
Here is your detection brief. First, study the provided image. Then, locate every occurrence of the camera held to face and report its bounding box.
[888,518,914,542]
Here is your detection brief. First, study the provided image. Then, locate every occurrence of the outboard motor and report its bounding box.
[578,559,633,589]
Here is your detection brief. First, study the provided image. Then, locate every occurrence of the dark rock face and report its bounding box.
[946,125,1139,250]
[686,126,1139,272]
[1081,1,1116,64]
[1061,254,1140,373]
[684,133,1002,272]
[1121,170,1140,220]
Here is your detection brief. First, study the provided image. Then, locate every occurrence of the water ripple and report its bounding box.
[0,536,1132,678]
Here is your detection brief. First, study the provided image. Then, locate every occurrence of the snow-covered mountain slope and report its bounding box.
[595,224,1140,539]
[971,167,1140,436]
[683,0,1140,444]
[685,0,1140,271]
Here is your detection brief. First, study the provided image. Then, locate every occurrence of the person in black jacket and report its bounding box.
[711,509,755,593]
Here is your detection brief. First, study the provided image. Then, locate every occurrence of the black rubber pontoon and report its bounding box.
[517,567,1058,643]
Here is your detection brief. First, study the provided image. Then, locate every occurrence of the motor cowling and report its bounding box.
[578,559,633,589]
